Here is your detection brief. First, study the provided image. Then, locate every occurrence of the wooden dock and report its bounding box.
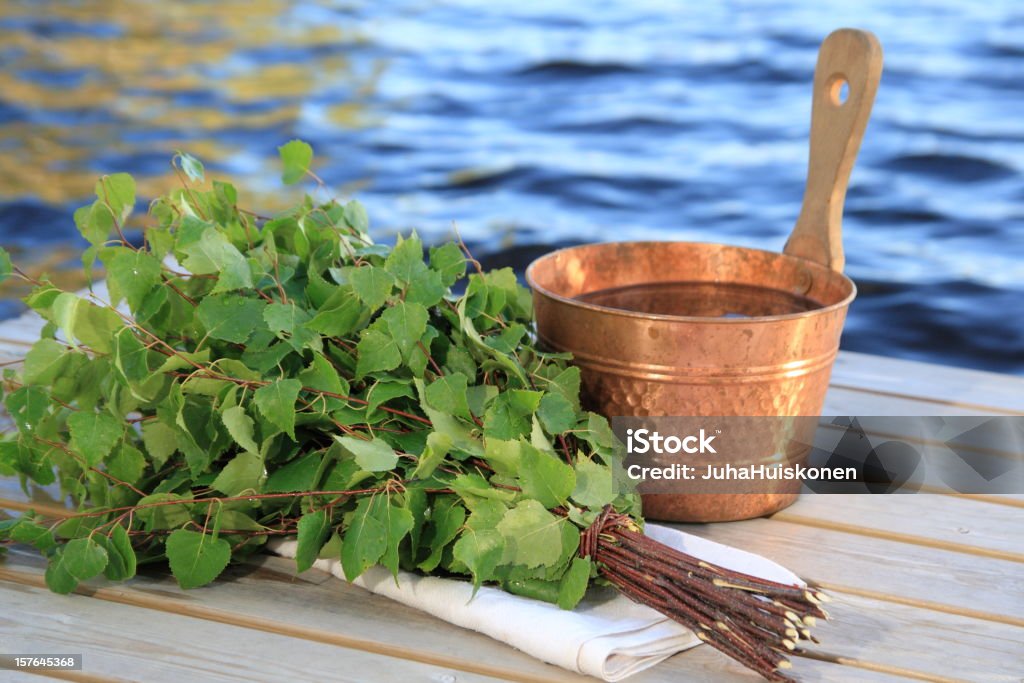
[0,304,1022,683]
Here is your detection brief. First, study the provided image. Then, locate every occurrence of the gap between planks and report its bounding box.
[793,651,963,683]
[810,581,1024,629]
[936,491,1024,509]
[770,511,1024,564]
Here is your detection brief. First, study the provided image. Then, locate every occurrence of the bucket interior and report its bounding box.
[528,242,855,320]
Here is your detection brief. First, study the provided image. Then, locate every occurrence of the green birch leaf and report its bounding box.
[8,520,57,552]
[165,529,232,589]
[178,152,205,182]
[335,435,398,472]
[136,493,193,530]
[382,301,428,359]
[241,341,292,374]
[343,200,369,232]
[54,513,105,540]
[360,378,402,409]
[465,499,507,531]
[424,372,471,420]
[355,329,401,377]
[318,532,342,560]
[73,201,113,247]
[67,411,123,467]
[404,487,429,551]
[305,286,364,336]
[497,500,564,569]
[253,379,302,440]
[279,139,314,185]
[295,509,331,573]
[45,538,110,594]
[197,294,266,344]
[428,242,466,287]
[411,431,451,480]
[61,536,110,582]
[141,421,178,467]
[180,229,253,293]
[518,443,575,508]
[466,384,498,418]
[585,413,618,451]
[483,390,542,441]
[45,554,77,594]
[298,353,349,411]
[384,233,425,285]
[107,442,146,484]
[220,405,259,455]
[211,452,263,496]
[341,496,387,581]
[106,249,162,312]
[96,173,135,224]
[98,524,137,581]
[380,502,414,578]
[264,302,318,351]
[419,498,465,572]
[349,265,395,311]
[545,366,582,412]
[557,557,591,610]
[51,293,122,353]
[134,283,167,324]
[537,392,576,435]
[113,327,150,385]
[571,456,616,508]
[23,338,70,385]
[405,267,446,308]
[481,438,521,477]
[483,323,527,354]
[264,452,322,493]
[414,379,484,457]
[453,528,504,590]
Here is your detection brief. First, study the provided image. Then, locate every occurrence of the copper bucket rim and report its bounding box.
[525,240,858,326]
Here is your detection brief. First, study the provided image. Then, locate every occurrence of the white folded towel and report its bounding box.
[270,523,800,681]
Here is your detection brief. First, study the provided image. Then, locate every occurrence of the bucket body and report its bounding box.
[527,241,856,522]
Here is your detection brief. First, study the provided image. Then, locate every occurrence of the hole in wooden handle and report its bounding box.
[827,76,849,106]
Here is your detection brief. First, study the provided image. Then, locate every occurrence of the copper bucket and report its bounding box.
[526,29,883,522]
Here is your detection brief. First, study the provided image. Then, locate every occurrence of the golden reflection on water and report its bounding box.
[0,0,380,206]
[0,0,383,297]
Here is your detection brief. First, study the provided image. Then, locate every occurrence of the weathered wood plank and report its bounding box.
[672,518,1024,626]
[0,573,505,683]
[797,590,1023,682]
[0,548,903,683]
[0,667,70,683]
[832,351,1024,414]
[775,494,1024,562]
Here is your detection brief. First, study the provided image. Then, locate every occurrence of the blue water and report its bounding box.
[0,1,1021,373]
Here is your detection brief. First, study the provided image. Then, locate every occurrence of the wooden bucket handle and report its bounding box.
[783,28,883,272]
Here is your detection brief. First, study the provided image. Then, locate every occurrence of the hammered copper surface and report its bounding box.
[526,29,881,522]
[527,242,856,522]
